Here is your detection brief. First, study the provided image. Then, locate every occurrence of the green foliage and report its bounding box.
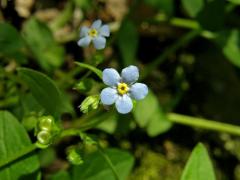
[50,171,71,180]
[181,143,216,180]
[2,0,240,178]
[22,18,65,71]
[181,0,224,31]
[133,91,172,136]
[67,146,84,165]
[0,22,26,63]
[18,68,65,117]
[72,148,134,180]
[75,62,103,79]
[38,147,56,167]
[215,30,240,68]
[181,0,204,17]
[196,0,224,31]
[228,0,240,4]
[144,0,174,15]
[93,112,118,134]
[118,20,138,66]
[0,111,40,180]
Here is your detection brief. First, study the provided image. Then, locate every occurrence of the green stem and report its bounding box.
[0,144,37,169]
[167,113,240,136]
[0,96,19,108]
[142,29,201,79]
[60,128,80,138]
[97,144,120,180]
[49,1,74,31]
[60,128,120,180]
[154,16,215,39]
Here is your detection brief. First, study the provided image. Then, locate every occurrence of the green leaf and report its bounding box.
[215,29,240,68]
[75,62,102,79]
[144,0,174,16]
[96,112,118,134]
[117,20,138,66]
[50,171,71,180]
[22,17,65,71]
[228,0,240,4]
[181,0,204,17]
[0,111,40,180]
[181,143,216,180]
[72,148,134,180]
[38,147,56,167]
[196,0,224,31]
[18,68,64,116]
[0,22,27,63]
[133,91,172,137]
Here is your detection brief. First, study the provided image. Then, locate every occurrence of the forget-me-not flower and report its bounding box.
[78,19,110,50]
[100,65,148,114]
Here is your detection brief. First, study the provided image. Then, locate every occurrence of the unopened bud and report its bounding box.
[67,147,83,165]
[37,130,51,145]
[38,116,54,131]
[80,95,100,113]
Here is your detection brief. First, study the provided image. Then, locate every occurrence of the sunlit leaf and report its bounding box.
[133,91,172,136]
[0,111,40,180]
[181,143,216,180]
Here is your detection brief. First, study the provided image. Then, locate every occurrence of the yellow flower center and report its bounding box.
[88,28,98,38]
[117,83,129,95]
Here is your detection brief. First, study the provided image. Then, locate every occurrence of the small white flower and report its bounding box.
[78,19,110,50]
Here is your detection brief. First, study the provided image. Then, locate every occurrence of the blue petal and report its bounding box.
[121,65,139,84]
[80,26,89,37]
[91,19,102,29]
[77,36,91,47]
[115,95,133,114]
[130,83,148,100]
[93,36,106,50]
[102,68,120,86]
[99,25,110,37]
[100,88,118,105]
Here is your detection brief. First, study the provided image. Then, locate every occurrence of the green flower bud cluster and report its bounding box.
[80,95,100,113]
[36,116,60,148]
[67,146,84,165]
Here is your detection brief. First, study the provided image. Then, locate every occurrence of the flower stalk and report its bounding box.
[168,113,240,136]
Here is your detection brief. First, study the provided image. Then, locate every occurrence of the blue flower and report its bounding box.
[100,65,148,114]
[78,19,110,50]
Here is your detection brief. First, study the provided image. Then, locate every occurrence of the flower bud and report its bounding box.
[74,78,93,92]
[38,116,54,131]
[80,95,100,113]
[67,147,83,165]
[37,130,51,145]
